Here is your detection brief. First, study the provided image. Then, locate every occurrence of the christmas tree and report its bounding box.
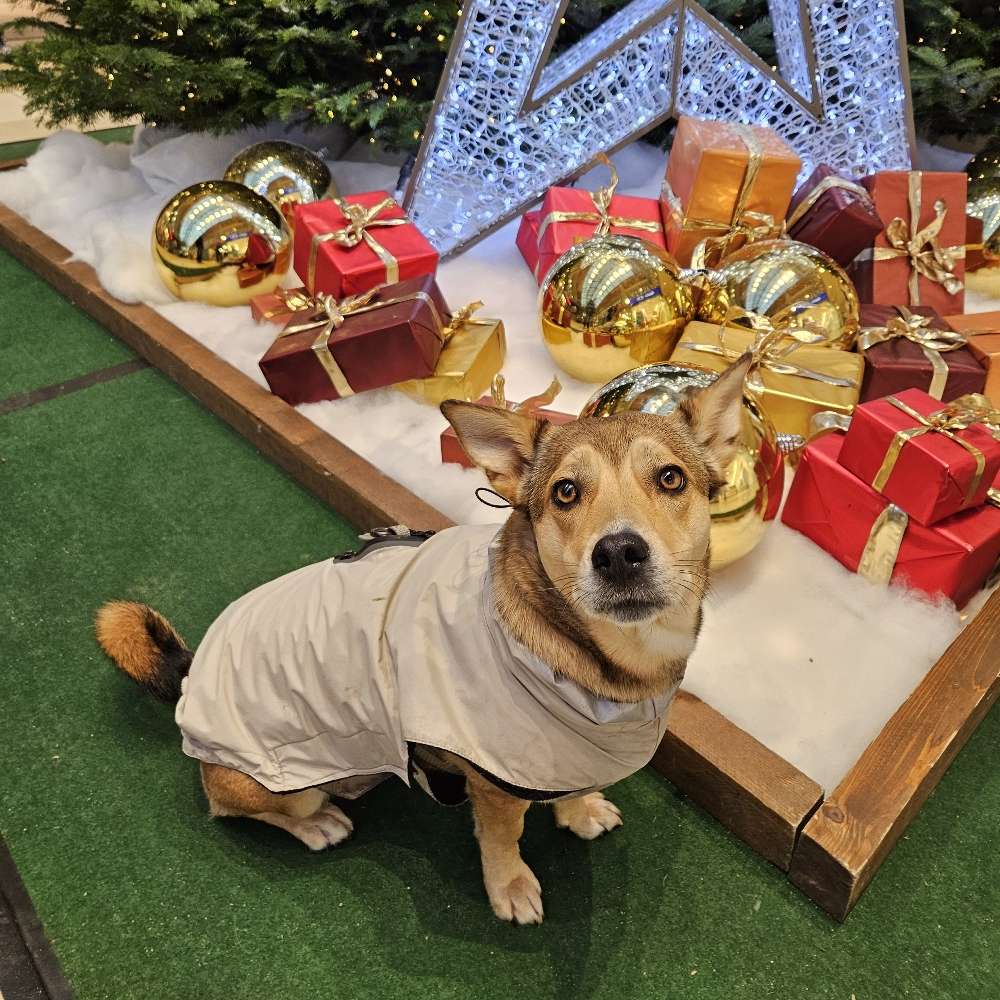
[1,0,997,187]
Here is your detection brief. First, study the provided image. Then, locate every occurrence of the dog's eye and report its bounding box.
[552,479,579,507]
[658,465,686,493]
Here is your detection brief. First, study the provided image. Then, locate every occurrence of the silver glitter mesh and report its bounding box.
[405,0,914,257]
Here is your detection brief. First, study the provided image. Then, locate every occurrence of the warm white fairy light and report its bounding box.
[404,0,915,256]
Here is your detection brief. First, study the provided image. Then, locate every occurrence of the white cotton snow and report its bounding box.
[2,129,996,791]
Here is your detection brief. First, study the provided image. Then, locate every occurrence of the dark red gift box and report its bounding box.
[259,275,450,405]
[838,387,1000,526]
[856,305,985,403]
[781,432,1000,608]
[293,192,439,299]
[786,164,883,268]
[441,395,576,467]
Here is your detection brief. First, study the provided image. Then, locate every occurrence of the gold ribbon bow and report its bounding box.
[442,300,485,341]
[859,172,964,305]
[678,309,858,394]
[857,305,969,400]
[308,197,409,291]
[258,286,317,320]
[535,153,662,245]
[279,284,445,397]
[871,393,1000,505]
[490,373,562,415]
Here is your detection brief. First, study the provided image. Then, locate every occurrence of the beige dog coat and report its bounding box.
[175,524,674,799]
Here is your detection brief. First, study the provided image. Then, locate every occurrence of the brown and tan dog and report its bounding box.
[95,355,749,925]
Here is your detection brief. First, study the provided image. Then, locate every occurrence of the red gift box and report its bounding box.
[536,185,665,278]
[441,397,575,467]
[259,275,450,405]
[785,164,883,268]
[293,192,439,298]
[515,210,542,282]
[250,286,314,325]
[782,432,1000,608]
[852,171,967,314]
[856,304,985,403]
[838,387,1000,526]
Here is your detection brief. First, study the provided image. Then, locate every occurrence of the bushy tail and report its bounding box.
[94,601,192,704]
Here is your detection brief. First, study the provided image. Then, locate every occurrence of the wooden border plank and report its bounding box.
[789,588,1000,920]
[652,691,823,870]
[0,205,452,533]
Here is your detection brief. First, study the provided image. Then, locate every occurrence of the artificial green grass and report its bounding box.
[0,250,135,397]
[0,125,134,164]
[2,269,999,999]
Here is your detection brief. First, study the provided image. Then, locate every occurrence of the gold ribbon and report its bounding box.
[536,154,662,244]
[858,503,909,585]
[856,172,964,305]
[280,285,446,396]
[870,393,1000,504]
[663,124,781,268]
[490,373,562,415]
[785,174,875,230]
[678,312,858,395]
[308,197,409,291]
[857,305,969,400]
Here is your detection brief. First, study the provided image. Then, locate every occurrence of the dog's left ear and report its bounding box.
[441,400,547,506]
[676,353,752,485]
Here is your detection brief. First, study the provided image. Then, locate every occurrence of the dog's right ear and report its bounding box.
[441,401,547,506]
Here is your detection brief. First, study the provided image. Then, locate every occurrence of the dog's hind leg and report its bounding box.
[464,769,542,925]
[201,762,353,851]
[552,791,622,840]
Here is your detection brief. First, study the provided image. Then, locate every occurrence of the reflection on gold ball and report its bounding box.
[581,362,783,568]
[152,180,292,306]
[223,140,334,222]
[539,235,695,384]
[698,239,860,349]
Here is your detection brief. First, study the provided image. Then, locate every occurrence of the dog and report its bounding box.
[95,355,749,925]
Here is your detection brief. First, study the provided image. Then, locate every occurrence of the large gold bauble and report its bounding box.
[581,362,783,569]
[697,239,860,349]
[967,191,1000,265]
[223,140,334,222]
[152,180,292,306]
[539,234,695,384]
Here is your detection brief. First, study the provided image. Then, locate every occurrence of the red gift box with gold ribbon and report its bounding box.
[782,432,1000,609]
[851,171,967,314]
[293,192,439,299]
[837,387,1000,526]
[259,275,449,405]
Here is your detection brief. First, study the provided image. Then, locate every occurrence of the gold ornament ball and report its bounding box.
[697,239,860,349]
[581,362,783,569]
[539,234,695,384]
[152,180,292,307]
[223,140,334,222]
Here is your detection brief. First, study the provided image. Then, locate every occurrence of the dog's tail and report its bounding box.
[94,601,192,704]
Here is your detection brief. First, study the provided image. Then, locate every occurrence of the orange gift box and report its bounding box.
[851,171,967,314]
[660,116,801,265]
[293,192,438,299]
[250,286,314,325]
[946,312,1000,407]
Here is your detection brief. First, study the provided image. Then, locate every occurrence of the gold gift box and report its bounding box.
[670,321,863,438]
[395,318,507,406]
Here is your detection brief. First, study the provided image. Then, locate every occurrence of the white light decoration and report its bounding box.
[403,0,916,256]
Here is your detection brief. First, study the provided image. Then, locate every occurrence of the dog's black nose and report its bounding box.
[591,532,650,584]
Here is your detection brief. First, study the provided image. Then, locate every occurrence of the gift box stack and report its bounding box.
[252,191,507,407]
[781,388,1000,608]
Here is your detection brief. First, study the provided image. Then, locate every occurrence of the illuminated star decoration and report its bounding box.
[404,0,916,257]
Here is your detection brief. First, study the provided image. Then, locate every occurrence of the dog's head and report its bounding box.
[442,357,750,626]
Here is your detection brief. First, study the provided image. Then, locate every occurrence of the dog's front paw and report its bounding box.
[291,804,353,851]
[554,792,623,840]
[486,863,544,925]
